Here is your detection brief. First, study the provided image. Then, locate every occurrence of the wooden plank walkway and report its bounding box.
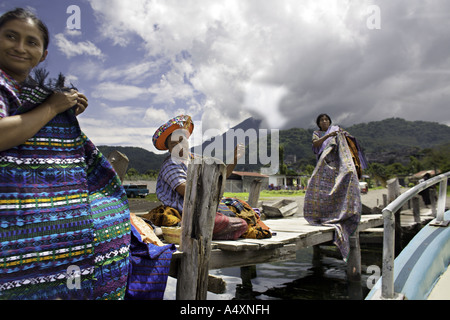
[207,214,383,270]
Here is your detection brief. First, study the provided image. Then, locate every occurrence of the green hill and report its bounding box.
[278,118,450,166]
[98,145,167,174]
[347,118,450,152]
[98,118,450,174]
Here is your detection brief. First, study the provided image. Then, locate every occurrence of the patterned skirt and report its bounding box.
[304,133,361,261]
[0,82,130,300]
[0,134,131,300]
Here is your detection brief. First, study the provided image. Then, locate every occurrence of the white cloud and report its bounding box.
[78,104,159,152]
[243,82,289,129]
[148,71,194,105]
[54,33,104,59]
[85,0,450,137]
[91,82,149,101]
[144,107,169,127]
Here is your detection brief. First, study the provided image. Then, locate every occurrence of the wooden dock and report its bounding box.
[110,149,445,300]
[169,213,384,297]
[207,214,383,270]
[144,159,439,300]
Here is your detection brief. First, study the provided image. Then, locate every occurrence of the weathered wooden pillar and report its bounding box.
[347,231,361,282]
[240,179,262,287]
[176,158,227,300]
[347,226,363,299]
[107,150,129,182]
[412,196,421,224]
[312,245,324,276]
[429,188,437,217]
[247,179,262,208]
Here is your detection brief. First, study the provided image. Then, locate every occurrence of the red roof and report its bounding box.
[413,170,440,179]
[231,171,269,178]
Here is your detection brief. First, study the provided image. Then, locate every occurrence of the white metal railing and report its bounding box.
[381,171,450,299]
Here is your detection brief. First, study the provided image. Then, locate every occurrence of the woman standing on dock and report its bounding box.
[0,8,131,299]
[304,113,367,261]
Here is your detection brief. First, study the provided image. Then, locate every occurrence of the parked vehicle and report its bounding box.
[124,184,149,198]
[359,181,368,194]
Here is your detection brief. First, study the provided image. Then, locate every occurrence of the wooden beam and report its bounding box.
[209,244,297,269]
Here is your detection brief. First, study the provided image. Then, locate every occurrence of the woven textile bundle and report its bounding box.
[0,71,131,300]
[304,132,361,261]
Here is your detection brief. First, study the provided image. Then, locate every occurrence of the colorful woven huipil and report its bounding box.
[304,132,361,261]
[0,69,130,300]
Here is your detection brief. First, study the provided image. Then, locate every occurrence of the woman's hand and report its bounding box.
[326,131,338,139]
[73,92,88,116]
[44,90,78,115]
[0,90,88,152]
[44,90,88,116]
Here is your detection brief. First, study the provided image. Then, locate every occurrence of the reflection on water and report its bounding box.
[207,244,383,300]
[163,243,383,300]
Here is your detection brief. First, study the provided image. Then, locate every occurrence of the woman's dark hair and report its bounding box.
[0,8,50,52]
[316,113,332,129]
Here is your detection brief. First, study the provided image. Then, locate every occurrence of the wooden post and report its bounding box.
[387,178,400,203]
[312,246,324,276]
[107,150,129,182]
[347,231,363,300]
[382,194,388,207]
[412,196,421,224]
[240,179,262,286]
[176,158,227,300]
[429,188,437,217]
[347,231,361,283]
[247,179,262,208]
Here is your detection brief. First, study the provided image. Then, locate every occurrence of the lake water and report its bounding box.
[163,243,383,300]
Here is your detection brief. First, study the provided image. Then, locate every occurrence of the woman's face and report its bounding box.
[0,18,48,82]
[318,116,331,131]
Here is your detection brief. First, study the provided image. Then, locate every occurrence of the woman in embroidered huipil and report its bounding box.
[0,8,131,300]
[304,113,368,261]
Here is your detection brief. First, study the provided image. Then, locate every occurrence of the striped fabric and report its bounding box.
[0,70,130,300]
[0,69,19,118]
[156,156,188,214]
[125,225,176,300]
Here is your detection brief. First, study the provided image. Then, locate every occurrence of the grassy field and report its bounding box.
[138,189,306,202]
[223,190,306,200]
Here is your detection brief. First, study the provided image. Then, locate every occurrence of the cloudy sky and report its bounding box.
[2,0,450,153]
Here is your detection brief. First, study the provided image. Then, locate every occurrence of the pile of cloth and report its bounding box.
[126,213,176,300]
[143,197,272,241]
